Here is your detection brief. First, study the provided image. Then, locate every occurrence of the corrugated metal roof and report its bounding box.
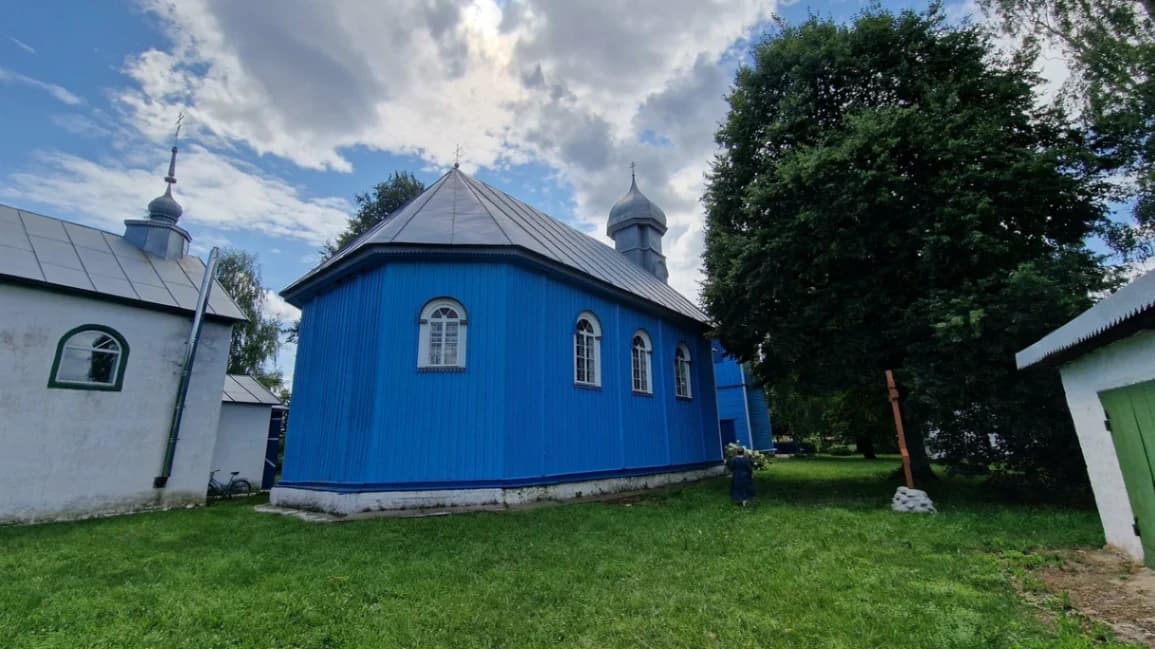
[0,203,245,321]
[1016,268,1155,369]
[221,374,283,405]
[284,169,710,323]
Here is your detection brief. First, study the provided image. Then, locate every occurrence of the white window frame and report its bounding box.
[675,343,693,399]
[573,311,602,387]
[417,298,468,369]
[631,330,653,395]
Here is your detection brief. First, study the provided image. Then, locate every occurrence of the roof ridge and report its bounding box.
[323,171,452,268]
[456,173,515,245]
[462,177,705,318]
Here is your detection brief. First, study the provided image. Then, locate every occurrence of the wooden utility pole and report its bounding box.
[885,370,915,489]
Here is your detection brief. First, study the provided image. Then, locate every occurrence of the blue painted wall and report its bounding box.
[282,259,721,491]
[712,346,774,451]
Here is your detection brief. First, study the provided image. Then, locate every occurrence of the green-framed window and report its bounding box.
[48,325,130,391]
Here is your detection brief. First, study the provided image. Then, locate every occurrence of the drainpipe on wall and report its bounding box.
[740,364,755,450]
[154,247,220,488]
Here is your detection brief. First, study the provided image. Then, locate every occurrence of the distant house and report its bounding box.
[712,346,774,452]
[1016,269,1155,567]
[0,147,246,523]
[273,168,724,515]
[215,375,286,491]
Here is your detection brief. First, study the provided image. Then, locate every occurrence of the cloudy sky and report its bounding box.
[0,0,1047,382]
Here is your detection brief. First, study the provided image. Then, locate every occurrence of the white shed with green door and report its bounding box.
[1017,270,1155,566]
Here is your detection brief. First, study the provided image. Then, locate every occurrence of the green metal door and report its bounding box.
[1099,380,1155,568]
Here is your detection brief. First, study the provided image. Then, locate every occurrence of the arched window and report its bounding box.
[631,330,653,394]
[49,325,129,391]
[574,311,601,387]
[675,343,693,399]
[418,298,467,369]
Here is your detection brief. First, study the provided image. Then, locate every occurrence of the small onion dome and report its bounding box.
[147,186,183,223]
[607,176,667,236]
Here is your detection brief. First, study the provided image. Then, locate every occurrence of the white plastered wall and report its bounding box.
[211,403,271,488]
[0,283,232,523]
[1058,329,1155,561]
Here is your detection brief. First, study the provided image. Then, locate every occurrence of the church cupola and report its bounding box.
[607,167,668,282]
[124,143,191,260]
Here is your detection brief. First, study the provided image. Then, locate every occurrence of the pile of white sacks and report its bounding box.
[892,486,936,513]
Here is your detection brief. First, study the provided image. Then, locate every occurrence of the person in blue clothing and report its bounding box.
[728,446,755,506]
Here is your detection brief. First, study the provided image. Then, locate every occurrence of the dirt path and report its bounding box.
[1038,548,1155,647]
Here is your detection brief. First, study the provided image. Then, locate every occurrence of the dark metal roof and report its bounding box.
[283,169,709,323]
[0,203,246,321]
[1016,268,1155,369]
[222,374,283,405]
[607,176,667,235]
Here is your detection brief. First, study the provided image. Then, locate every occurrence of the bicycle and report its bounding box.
[207,469,252,500]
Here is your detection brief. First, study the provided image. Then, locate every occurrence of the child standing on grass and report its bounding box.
[728,446,754,506]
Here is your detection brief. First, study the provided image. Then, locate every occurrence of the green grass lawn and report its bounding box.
[0,458,1133,648]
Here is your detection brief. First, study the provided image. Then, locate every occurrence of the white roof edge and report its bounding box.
[1016,268,1155,369]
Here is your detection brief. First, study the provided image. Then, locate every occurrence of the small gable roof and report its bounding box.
[222,374,283,405]
[283,169,709,324]
[0,203,245,322]
[1016,268,1155,369]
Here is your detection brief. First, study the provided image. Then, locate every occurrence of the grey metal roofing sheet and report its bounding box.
[221,374,283,405]
[1016,268,1155,369]
[0,203,245,321]
[287,169,710,323]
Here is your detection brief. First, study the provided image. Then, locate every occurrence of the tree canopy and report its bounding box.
[703,7,1118,486]
[323,171,426,258]
[980,0,1155,256]
[216,248,282,387]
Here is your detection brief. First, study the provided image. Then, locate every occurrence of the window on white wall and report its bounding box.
[631,330,653,394]
[418,298,467,368]
[574,312,601,387]
[49,325,129,391]
[675,343,693,399]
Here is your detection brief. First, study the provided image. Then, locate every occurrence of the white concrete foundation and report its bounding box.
[271,465,725,516]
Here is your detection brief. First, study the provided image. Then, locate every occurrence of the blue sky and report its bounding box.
[0,0,1067,383]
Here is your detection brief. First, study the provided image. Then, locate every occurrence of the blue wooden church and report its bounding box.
[271,167,724,514]
[713,347,775,452]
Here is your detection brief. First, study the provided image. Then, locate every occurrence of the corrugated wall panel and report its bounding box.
[746,385,774,451]
[364,261,507,484]
[716,385,753,447]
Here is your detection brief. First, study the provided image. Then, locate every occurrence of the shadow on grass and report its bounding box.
[753,456,1095,511]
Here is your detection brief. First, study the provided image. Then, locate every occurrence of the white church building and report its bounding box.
[0,146,249,523]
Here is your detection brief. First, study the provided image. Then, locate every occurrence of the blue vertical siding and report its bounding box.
[712,346,773,451]
[282,258,721,491]
[746,385,774,451]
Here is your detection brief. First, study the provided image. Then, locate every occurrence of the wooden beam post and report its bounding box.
[886,370,915,489]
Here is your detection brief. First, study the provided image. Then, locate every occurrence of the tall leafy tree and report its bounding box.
[981,0,1155,256]
[216,248,281,381]
[703,7,1116,485]
[323,171,426,257]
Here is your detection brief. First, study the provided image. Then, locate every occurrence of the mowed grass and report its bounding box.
[0,458,1124,648]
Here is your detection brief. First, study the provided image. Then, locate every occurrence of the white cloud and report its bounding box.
[8,36,36,55]
[262,289,301,323]
[107,0,774,304]
[3,145,352,247]
[0,66,82,105]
